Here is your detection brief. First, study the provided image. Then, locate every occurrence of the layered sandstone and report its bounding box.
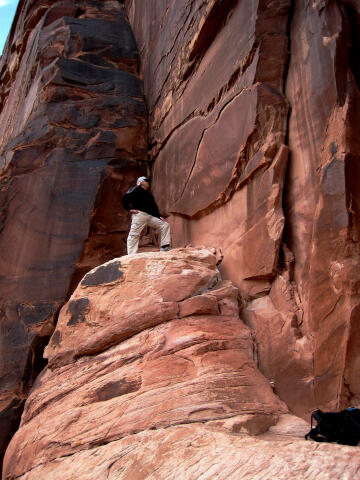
[4,248,360,480]
[0,0,147,465]
[125,0,290,293]
[125,0,360,418]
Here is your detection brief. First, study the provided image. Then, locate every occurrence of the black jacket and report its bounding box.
[122,185,162,218]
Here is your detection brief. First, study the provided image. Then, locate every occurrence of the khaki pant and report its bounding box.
[127,211,171,255]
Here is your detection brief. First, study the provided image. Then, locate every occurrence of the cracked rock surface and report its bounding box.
[1,0,360,476]
[3,249,360,480]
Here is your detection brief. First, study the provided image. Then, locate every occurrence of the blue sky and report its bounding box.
[0,0,18,54]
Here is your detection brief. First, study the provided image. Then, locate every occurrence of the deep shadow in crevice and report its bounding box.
[182,0,240,81]
[342,3,360,90]
[21,334,51,390]
[0,398,25,474]
[279,0,295,258]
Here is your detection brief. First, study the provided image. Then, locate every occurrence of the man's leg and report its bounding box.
[127,212,148,254]
[147,216,171,250]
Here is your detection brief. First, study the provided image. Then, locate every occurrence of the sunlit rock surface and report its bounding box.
[1,0,360,473]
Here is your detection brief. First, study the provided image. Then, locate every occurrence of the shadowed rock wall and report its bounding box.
[0,0,147,466]
[125,0,360,418]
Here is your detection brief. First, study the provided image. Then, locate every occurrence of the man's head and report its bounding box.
[137,176,150,190]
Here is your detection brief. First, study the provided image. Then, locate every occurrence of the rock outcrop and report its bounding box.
[3,248,360,480]
[0,0,147,465]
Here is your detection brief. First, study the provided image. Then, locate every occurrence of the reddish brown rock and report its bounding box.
[4,414,360,480]
[125,0,290,296]
[5,423,360,480]
[179,292,219,318]
[3,248,289,479]
[242,272,315,418]
[0,0,147,464]
[1,0,360,473]
[127,0,290,229]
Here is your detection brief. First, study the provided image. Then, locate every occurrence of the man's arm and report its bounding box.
[122,194,131,212]
[149,193,162,218]
[122,189,139,214]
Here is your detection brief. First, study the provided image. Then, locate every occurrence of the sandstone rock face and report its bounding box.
[125,0,360,417]
[0,0,147,465]
[3,248,360,480]
[125,0,290,295]
[285,0,360,413]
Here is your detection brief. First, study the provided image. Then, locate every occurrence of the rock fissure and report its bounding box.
[174,87,250,208]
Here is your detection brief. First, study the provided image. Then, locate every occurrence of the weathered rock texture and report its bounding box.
[125,0,360,419]
[0,0,147,465]
[285,0,360,414]
[5,424,360,480]
[125,0,290,292]
[3,249,360,480]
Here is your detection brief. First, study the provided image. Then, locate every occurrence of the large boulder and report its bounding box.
[3,247,290,479]
[4,248,360,480]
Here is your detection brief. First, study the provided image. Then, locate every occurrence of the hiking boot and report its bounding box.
[160,245,171,252]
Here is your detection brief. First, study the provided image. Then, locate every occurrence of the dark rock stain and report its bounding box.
[66,298,90,326]
[81,261,123,287]
[17,302,56,327]
[50,330,61,347]
[93,377,142,403]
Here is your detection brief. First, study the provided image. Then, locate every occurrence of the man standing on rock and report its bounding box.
[122,176,171,255]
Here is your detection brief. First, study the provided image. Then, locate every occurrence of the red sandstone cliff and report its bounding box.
[125,0,360,417]
[0,0,360,476]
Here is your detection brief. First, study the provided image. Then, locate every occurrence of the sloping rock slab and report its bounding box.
[8,424,360,480]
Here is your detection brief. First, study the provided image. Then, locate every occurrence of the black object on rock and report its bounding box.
[305,408,360,446]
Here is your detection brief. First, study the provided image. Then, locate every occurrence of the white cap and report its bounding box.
[136,176,150,185]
